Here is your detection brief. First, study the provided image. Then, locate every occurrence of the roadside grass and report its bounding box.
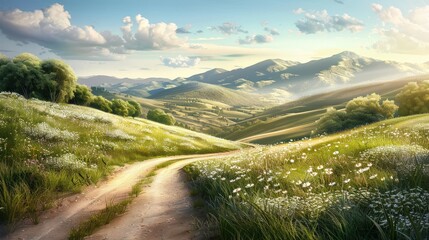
[0,93,241,227]
[68,159,186,240]
[185,114,429,239]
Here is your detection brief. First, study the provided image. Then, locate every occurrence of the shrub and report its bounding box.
[396,80,429,116]
[316,94,398,134]
[70,84,93,106]
[147,108,176,125]
[127,100,142,117]
[90,96,112,113]
[111,99,129,117]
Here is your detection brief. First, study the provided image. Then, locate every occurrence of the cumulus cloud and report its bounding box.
[239,34,273,44]
[371,4,429,55]
[264,27,280,35]
[161,55,201,68]
[121,14,186,50]
[0,4,187,60]
[294,9,364,34]
[210,22,248,35]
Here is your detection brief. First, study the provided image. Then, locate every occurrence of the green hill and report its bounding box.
[185,114,429,239]
[221,75,429,144]
[0,93,241,224]
[150,81,266,107]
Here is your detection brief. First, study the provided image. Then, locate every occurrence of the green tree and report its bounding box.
[147,108,176,125]
[41,59,77,103]
[90,96,112,113]
[111,99,129,116]
[13,52,41,67]
[70,84,93,106]
[316,94,398,134]
[0,60,46,98]
[396,81,429,116]
[127,100,142,117]
[0,53,9,66]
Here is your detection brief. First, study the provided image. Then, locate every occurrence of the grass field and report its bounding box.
[0,92,241,226]
[185,114,429,239]
[222,75,429,144]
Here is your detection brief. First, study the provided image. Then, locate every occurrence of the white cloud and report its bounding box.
[294,9,364,34]
[0,3,122,60]
[372,4,429,55]
[161,55,201,68]
[121,14,186,50]
[264,27,280,35]
[239,34,273,44]
[0,4,188,60]
[209,22,248,35]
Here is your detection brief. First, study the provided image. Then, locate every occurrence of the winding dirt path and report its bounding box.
[3,152,230,240]
[86,153,234,240]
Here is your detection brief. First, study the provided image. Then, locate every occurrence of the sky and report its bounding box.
[0,0,428,78]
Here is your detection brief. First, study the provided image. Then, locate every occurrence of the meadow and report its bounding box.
[185,114,429,239]
[0,92,241,226]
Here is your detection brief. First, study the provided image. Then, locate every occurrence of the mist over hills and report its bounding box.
[79,51,428,106]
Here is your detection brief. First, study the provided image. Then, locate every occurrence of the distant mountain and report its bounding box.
[149,81,266,106]
[186,51,428,98]
[78,75,176,98]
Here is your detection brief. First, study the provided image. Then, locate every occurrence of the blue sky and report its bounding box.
[0,0,428,78]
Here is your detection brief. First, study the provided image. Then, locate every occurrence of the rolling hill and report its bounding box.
[0,93,242,225]
[187,51,428,98]
[220,75,429,144]
[149,81,266,106]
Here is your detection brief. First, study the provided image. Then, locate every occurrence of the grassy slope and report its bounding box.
[223,75,429,144]
[150,82,266,107]
[186,114,429,239]
[0,93,241,225]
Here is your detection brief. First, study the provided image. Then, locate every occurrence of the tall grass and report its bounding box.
[0,94,241,226]
[185,115,429,239]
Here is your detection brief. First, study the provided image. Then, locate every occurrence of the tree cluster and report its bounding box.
[395,80,429,116]
[0,53,142,118]
[316,93,398,134]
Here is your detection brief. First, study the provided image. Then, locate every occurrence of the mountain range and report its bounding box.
[79,51,428,106]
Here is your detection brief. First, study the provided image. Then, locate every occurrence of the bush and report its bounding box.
[69,84,93,106]
[111,99,129,117]
[90,96,112,113]
[127,100,142,117]
[396,80,429,116]
[316,94,398,134]
[147,108,176,125]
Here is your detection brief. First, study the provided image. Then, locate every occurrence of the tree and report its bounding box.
[111,99,129,116]
[13,53,41,68]
[90,96,112,113]
[0,60,46,99]
[147,108,176,125]
[316,94,398,134]
[396,81,429,116]
[70,84,93,106]
[0,53,9,66]
[41,59,77,103]
[127,100,142,117]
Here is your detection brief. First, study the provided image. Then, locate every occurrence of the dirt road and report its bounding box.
[3,152,234,240]
[87,155,225,240]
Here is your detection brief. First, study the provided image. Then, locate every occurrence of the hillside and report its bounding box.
[186,114,429,239]
[0,93,241,225]
[221,75,429,144]
[150,81,266,106]
[187,51,428,98]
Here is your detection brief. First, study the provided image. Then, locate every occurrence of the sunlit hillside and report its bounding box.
[186,114,429,239]
[0,92,241,225]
